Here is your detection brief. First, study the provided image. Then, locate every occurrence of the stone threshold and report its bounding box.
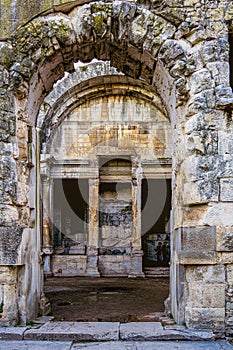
[0,321,215,342]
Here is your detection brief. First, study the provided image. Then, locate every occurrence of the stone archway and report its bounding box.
[38,62,172,282]
[0,0,233,334]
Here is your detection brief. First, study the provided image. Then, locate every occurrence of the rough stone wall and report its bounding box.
[0,0,233,331]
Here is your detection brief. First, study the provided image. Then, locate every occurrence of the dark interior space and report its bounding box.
[229,31,233,90]
[53,179,89,248]
[142,179,172,268]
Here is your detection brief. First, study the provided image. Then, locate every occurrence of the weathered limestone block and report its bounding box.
[182,155,219,181]
[185,307,225,331]
[185,112,221,134]
[1,283,19,326]
[16,182,29,206]
[185,266,225,315]
[0,267,17,284]
[220,179,233,201]
[199,39,228,63]
[98,255,131,276]
[189,69,215,95]
[186,130,218,155]
[217,252,233,264]
[183,178,218,204]
[218,155,233,178]
[206,62,230,87]
[18,139,28,160]
[227,265,233,284]
[218,131,233,155]
[0,156,17,204]
[216,86,233,107]
[177,226,216,264]
[0,205,19,225]
[51,255,87,277]
[186,284,225,309]
[186,265,225,284]
[203,203,233,227]
[187,89,215,116]
[0,224,22,265]
[217,226,233,251]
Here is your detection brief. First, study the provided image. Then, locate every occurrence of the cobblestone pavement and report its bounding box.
[0,340,232,350]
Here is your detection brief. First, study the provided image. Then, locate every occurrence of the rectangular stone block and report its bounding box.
[120,322,163,340]
[183,179,218,205]
[179,251,217,264]
[181,226,216,251]
[98,255,131,276]
[186,283,225,308]
[0,267,17,284]
[216,226,233,251]
[218,131,233,155]
[24,321,119,341]
[185,307,225,331]
[119,322,215,341]
[51,255,87,277]
[185,265,225,284]
[202,202,233,226]
[220,179,233,201]
[226,265,233,284]
[0,326,28,340]
[0,341,72,350]
[186,130,217,155]
[217,252,233,264]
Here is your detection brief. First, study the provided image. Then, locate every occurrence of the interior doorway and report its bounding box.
[142,179,172,272]
[53,179,89,255]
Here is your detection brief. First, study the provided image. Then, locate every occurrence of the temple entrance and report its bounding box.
[142,179,172,275]
[38,64,173,321]
[53,179,89,255]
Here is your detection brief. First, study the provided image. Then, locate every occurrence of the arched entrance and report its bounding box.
[39,66,172,281]
[0,0,231,333]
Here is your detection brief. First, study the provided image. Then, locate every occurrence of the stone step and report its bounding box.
[144,267,170,277]
[119,322,215,341]
[24,322,119,341]
[21,322,215,342]
[0,340,232,350]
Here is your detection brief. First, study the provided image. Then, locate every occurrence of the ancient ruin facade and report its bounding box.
[0,0,233,336]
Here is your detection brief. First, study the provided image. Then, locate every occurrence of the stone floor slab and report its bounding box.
[120,322,163,340]
[72,341,233,350]
[119,322,215,341]
[0,327,29,340]
[24,322,119,341]
[0,340,72,349]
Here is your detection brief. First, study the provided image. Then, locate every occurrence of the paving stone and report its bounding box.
[24,321,119,341]
[0,340,72,349]
[119,322,215,341]
[120,322,163,340]
[72,341,233,350]
[0,327,29,340]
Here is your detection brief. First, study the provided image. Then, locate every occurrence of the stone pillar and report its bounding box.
[129,161,144,278]
[41,176,53,276]
[86,178,100,276]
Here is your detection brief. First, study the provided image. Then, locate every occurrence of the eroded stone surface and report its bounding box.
[0,340,72,350]
[24,322,120,341]
[119,322,215,341]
